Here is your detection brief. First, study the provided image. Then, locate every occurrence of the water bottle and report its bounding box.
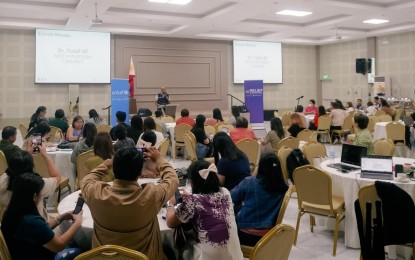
[328,146,335,164]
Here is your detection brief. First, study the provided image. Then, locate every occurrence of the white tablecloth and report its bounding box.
[305,114,315,127]
[321,158,415,251]
[373,121,405,141]
[47,150,75,190]
[57,179,173,250]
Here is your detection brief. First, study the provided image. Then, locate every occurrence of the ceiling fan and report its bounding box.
[331,25,342,40]
[91,2,103,25]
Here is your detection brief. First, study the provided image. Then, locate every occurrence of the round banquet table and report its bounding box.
[57,178,174,251]
[320,158,415,258]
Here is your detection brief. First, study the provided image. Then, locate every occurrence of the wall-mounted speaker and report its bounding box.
[356,58,366,75]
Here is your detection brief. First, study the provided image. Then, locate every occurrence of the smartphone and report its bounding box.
[174,189,182,204]
[137,147,148,159]
[31,133,42,153]
[395,164,404,177]
[73,195,84,214]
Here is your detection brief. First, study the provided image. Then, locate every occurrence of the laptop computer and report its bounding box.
[327,143,368,172]
[360,155,394,180]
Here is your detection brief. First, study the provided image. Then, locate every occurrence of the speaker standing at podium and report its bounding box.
[155,87,170,114]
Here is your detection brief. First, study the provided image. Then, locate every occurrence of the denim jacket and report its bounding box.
[231,176,284,229]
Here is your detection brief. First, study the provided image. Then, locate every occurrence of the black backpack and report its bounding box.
[286,148,310,183]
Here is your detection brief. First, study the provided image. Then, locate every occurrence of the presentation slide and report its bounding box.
[233,40,282,84]
[36,29,110,84]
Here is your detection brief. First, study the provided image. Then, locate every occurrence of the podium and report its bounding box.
[165,104,179,119]
[129,98,137,115]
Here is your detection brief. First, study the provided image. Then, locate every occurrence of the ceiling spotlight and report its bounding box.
[276,10,312,17]
[363,19,389,24]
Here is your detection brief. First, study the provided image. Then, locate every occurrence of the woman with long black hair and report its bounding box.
[192,114,213,160]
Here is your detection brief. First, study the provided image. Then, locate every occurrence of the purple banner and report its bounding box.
[244,80,264,123]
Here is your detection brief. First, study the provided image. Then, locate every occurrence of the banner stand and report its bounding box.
[111,79,130,127]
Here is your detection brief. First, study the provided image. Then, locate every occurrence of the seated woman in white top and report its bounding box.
[136,117,164,148]
[329,101,348,143]
[365,101,377,116]
[85,109,108,126]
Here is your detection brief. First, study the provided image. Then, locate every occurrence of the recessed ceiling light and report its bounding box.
[363,19,389,24]
[276,10,312,17]
[149,0,192,4]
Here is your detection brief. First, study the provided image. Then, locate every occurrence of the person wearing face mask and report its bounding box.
[304,99,318,115]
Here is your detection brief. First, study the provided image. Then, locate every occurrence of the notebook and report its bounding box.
[360,155,394,180]
[327,143,368,172]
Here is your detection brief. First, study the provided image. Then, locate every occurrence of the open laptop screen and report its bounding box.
[361,156,393,173]
[341,143,368,166]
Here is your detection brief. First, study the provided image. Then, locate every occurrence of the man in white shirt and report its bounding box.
[365,101,377,116]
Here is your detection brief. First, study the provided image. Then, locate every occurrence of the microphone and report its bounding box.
[296,95,304,100]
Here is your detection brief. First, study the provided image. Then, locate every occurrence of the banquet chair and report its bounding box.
[385,122,406,146]
[281,113,292,129]
[48,126,63,143]
[204,125,216,137]
[76,150,94,190]
[248,224,295,260]
[297,129,317,142]
[332,114,354,141]
[293,165,345,256]
[357,184,415,259]
[183,132,214,164]
[19,123,28,139]
[315,115,332,144]
[0,230,11,260]
[0,151,7,175]
[172,124,192,160]
[367,116,378,135]
[277,136,299,151]
[379,114,392,122]
[300,115,307,129]
[393,109,402,121]
[277,146,292,184]
[32,153,71,207]
[274,111,280,118]
[161,115,175,123]
[96,125,111,133]
[74,245,148,260]
[236,138,260,174]
[302,141,327,166]
[375,110,386,116]
[158,138,170,157]
[155,122,163,133]
[241,186,294,258]
[373,138,395,156]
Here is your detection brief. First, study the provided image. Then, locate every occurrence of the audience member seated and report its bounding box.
[0,148,60,221]
[295,105,306,117]
[206,108,225,126]
[109,111,133,141]
[23,123,51,150]
[176,108,195,127]
[365,101,377,116]
[229,117,256,143]
[1,172,82,260]
[356,98,366,111]
[229,105,241,127]
[70,122,97,164]
[154,110,169,138]
[373,96,381,109]
[130,114,144,144]
[192,114,213,160]
[329,101,347,143]
[29,106,48,131]
[48,109,69,133]
[137,117,164,148]
[166,161,243,260]
[85,132,115,182]
[380,98,393,117]
[213,132,250,191]
[346,101,355,113]
[113,124,136,152]
[231,153,289,246]
[138,131,160,178]
[0,126,21,163]
[352,113,374,154]
[309,106,326,130]
[305,99,318,115]
[287,113,306,138]
[81,147,178,260]
[335,99,346,110]
[261,118,287,151]
[66,116,84,141]
[85,109,107,126]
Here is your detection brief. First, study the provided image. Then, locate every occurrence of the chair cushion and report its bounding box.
[302,195,345,216]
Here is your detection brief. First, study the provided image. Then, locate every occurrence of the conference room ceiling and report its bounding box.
[1,0,415,45]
